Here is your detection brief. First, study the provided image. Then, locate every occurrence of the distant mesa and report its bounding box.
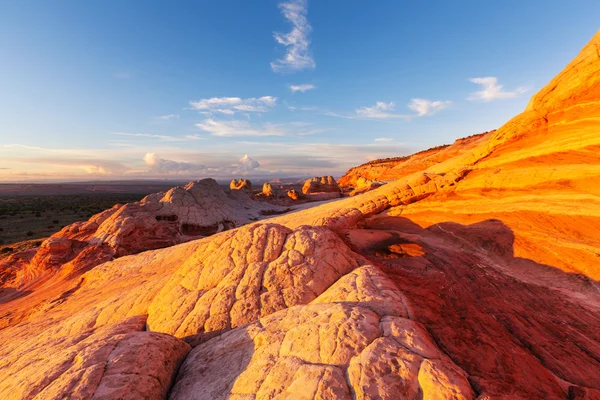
[230,178,252,192]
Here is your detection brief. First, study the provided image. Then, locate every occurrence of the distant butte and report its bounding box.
[1,30,600,399]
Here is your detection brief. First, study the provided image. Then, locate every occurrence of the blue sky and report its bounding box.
[1,0,598,182]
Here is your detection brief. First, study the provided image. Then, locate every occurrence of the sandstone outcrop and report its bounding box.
[349,176,385,196]
[302,176,342,195]
[230,178,253,192]
[286,189,302,201]
[0,178,283,292]
[1,30,600,400]
[261,182,285,198]
[338,132,491,191]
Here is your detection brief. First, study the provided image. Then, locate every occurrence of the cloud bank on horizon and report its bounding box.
[1,0,585,182]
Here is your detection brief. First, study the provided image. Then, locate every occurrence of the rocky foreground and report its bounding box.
[1,31,600,399]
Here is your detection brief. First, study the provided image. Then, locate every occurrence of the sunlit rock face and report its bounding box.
[230,178,253,192]
[1,31,600,400]
[261,182,285,198]
[337,132,491,193]
[302,176,342,195]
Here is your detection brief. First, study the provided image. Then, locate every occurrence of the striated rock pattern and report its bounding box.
[1,30,600,400]
[302,176,342,195]
[230,178,253,192]
[349,176,385,196]
[338,132,491,191]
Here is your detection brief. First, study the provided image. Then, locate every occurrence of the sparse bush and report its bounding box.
[53,220,59,224]
[1,247,13,254]
[26,231,34,237]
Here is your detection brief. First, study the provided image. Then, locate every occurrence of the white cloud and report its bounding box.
[356,102,408,119]
[112,132,195,142]
[289,84,316,93]
[321,98,451,121]
[234,155,260,174]
[189,96,277,114]
[195,119,330,138]
[143,153,208,173]
[407,98,452,116]
[196,119,285,137]
[156,114,179,120]
[468,77,528,102]
[375,137,394,142]
[271,0,315,73]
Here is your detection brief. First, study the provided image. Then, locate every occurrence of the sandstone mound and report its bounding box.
[302,176,342,195]
[0,178,284,293]
[230,178,252,192]
[1,30,600,400]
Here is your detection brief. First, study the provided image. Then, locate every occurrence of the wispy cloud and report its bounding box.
[195,119,331,138]
[289,83,316,93]
[318,98,451,121]
[156,114,180,120]
[356,102,409,120]
[407,98,452,116]
[6,157,129,175]
[196,119,285,137]
[189,96,277,114]
[144,153,208,173]
[144,153,261,176]
[271,0,315,73]
[467,77,528,102]
[375,137,395,142]
[111,132,198,142]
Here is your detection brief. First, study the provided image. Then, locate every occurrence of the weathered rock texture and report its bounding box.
[302,176,342,195]
[1,30,600,400]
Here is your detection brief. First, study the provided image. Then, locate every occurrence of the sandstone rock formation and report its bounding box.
[230,178,252,192]
[1,30,600,400]
[349,176,385,196]
[302,176,342,195]
[338,132,491,191]
[261,182,285,198]
[286,188,302,201]
[0,178,284,294]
